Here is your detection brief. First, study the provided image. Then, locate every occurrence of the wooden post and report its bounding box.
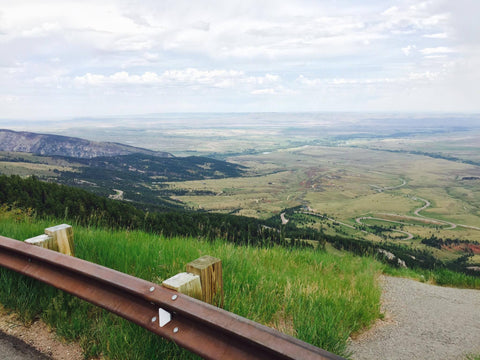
[24,234,58,251]
[25,224,74,256]
[162,272,202,300]
[187,255,223,307]
[45,224,74,256]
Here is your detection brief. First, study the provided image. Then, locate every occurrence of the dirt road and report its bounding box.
[355,217,414,240]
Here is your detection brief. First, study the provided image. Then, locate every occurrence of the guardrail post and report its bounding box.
[162,272,202,300]
[187,255,223,307]
[25,224,74,256]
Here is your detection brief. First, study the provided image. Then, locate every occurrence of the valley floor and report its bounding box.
[348,276,480,360]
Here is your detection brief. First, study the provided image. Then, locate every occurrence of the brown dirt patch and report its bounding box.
[447,243,480,255]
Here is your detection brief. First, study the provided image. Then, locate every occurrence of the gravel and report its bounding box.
[0,331,51,360]
[0,306,84,360]
[348,276,480,360]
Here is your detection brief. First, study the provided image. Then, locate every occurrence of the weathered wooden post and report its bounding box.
[25,224,75,256]
[187,255,223,307]
[162,272,202,300]
[161,255,224,307]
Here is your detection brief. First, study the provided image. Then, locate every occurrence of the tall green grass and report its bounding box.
[0,208,383,358]
[383,265,480,289]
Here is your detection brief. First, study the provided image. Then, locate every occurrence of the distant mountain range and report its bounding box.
[0,129,173,159]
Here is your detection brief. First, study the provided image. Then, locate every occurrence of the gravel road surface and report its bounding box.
[0,331,51,360]
[0,305,83,360]
[348,276,480,360]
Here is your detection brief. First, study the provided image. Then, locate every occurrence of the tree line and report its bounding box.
[0,175,309,249]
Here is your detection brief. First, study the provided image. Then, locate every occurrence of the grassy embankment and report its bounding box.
[0,208,383,359]
[383,265,480,289]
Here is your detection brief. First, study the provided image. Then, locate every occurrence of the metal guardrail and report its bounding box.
[0,235,345,360]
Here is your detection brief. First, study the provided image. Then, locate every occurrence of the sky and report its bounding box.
[0,0,479,119]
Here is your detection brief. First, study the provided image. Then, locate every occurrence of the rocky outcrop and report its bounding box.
[0,129,173,159]
[378,249,407,268]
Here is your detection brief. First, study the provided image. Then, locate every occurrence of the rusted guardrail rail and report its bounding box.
[0,235,345,360]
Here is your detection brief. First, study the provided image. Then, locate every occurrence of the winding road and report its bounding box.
[411,197,457,229]
[299,210,369,233]
[412,197,430,217]
[355,217,414,240]
[354,182,480,239]
[303,178,480,240]
[370,179,407,192]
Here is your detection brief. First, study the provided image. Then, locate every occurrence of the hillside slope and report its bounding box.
[0,129,173,158]
[0,130,247,210]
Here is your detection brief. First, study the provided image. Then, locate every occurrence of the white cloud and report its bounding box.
[407,70,442,81]
[423,54,448,59]
[2,0,386,62]
[0,0,479,117]
[0,95,20,103]
[420,46,455,55]
[20,22,61,38]
[297,70,444,88]
[296,75,322,87]
[0,0,451,64]
[74,68,281,90]
[381,6,399,16]
[379,1,449,35]
[421,13,449,27]
[423,32,448,39]
[402,44,416,56]
[251,88,277,95]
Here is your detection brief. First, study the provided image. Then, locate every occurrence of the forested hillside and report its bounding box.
[56,153,246,207]
[0,175,294,246]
